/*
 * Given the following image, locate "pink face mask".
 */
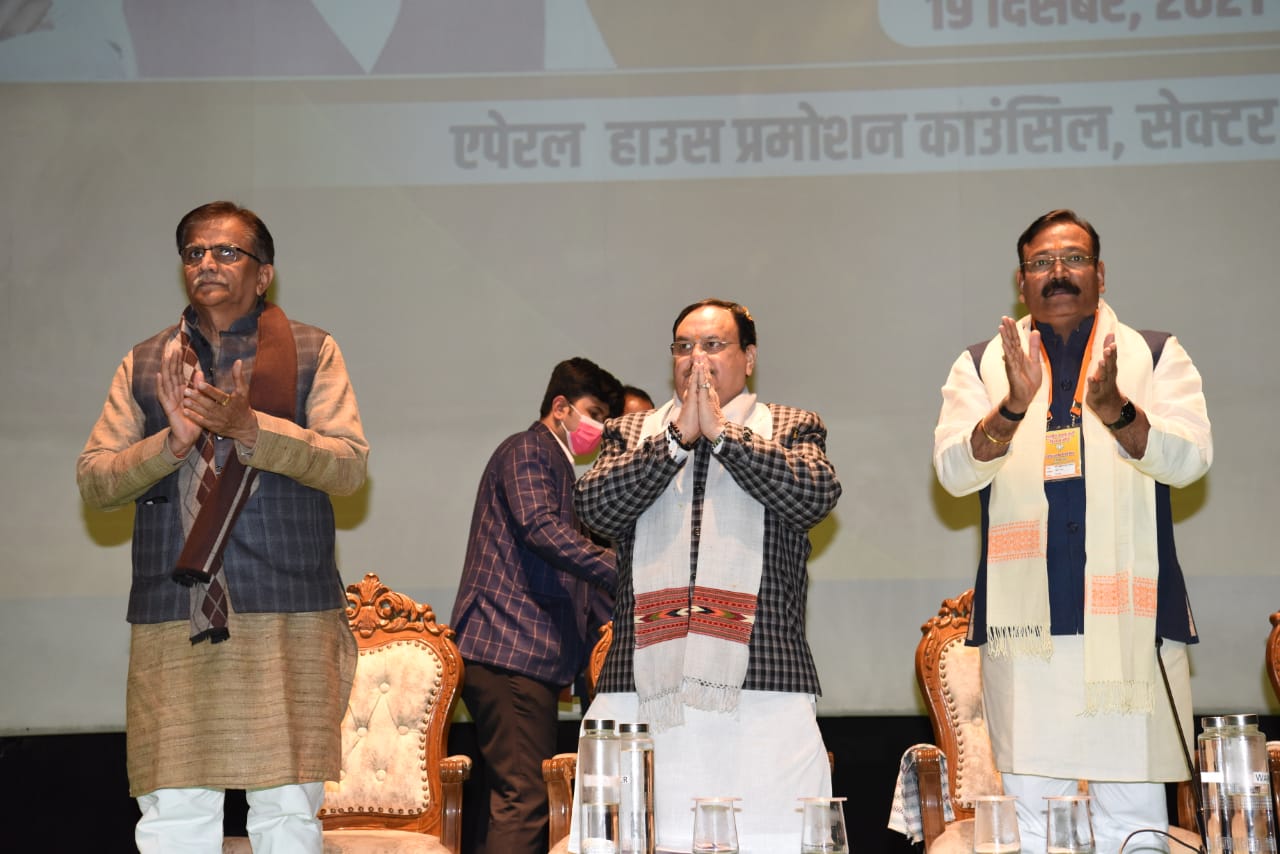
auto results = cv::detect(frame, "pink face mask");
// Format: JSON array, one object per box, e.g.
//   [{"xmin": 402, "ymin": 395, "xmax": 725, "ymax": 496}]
[{"xmin": 567, "ymin": 406, "xmax": 604, "ymax": 455}]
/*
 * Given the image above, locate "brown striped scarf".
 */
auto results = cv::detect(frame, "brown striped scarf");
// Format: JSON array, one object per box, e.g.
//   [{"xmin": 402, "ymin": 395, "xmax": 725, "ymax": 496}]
[{"xmin": 171, "ymin": 302, "xmax": 297, "ymax": 644}]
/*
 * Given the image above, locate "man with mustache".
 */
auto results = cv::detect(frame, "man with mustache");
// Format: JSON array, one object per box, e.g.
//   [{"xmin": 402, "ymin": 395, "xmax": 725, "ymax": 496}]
[
  {"xmin": 78, "ymin": 201, "xmax": 369, "ymax": 852},
  {"xmin": 575, "ymin": 298, "xmax": 842, "ymax": 852},
  {"xmin": 933, "ymin": 210, "xmax": 1212, "ymax": 852}
]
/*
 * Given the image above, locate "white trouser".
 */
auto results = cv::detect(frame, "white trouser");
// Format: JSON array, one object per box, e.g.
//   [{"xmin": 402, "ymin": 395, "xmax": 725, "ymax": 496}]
[
  {"xmin": 136, "ymin": 782, "xmax": 325, "ymax": 853},
  {"xmin": 572, "ymin": 691, "xmax": 830, "ymax": 854},
  {"xmin": 1001, "ymin": 772, "xmax": 1171, "ymax": 854}
]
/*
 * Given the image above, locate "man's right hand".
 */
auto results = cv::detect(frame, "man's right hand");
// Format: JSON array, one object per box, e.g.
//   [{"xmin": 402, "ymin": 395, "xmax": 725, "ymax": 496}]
[
  {"xmin": 674, "ymin": 358, "xmax": 704, "ymax": 444},
  {"xmin": 1000, "ymin": 315, "xmax": 1041, "ymax": 412},
  {"xmin": 158, "ymin": 343, "xmax": 201, "ymax": 458}
]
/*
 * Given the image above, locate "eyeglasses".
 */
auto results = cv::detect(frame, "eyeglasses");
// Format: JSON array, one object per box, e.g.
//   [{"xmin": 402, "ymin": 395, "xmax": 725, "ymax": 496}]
[
  {"xmin": 1021, "ymin": 254, "xmax": 1096, "ymax": 274},
  {"xmin": 670, "ymin": 339, "xmax": 736, "ymax": 356},
  {"xmin": 180, "ymin": 244, "xmax": 264, "ymax": 266}
]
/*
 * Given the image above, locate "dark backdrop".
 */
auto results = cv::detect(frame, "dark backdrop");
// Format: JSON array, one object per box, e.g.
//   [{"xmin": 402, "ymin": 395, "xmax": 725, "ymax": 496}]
[{"xmin": 4, "ymin": 715, "xmax": 1274, "ymax": 853}]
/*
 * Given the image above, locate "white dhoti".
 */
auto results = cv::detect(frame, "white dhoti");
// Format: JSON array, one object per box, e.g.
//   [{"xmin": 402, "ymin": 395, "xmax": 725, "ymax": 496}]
[
  {"xmin": 982, "ymin": 635, "xmax": 1193, "ymax": 781},
  {"xmin": 568, "ymin": 690, "xmax": 831, "ymax": 854}
]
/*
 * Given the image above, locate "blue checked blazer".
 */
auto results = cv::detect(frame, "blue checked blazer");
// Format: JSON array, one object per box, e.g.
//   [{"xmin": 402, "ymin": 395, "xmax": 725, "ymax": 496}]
[
  {"xmin": 575, "ymin": 403, "xmax": 841, "ymax": 695},
  {"xmin": 451, "ymin": 422, "xmax": 617, "ymax": 686}
]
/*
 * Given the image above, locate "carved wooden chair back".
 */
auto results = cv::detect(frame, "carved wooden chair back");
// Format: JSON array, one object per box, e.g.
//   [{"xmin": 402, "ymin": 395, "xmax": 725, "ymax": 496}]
[
  {"xmin": 318, "ymin": 572, "xmax": 470, "ymax": 852},
  {"xmin": 915, "ymin": 588, "xmax": 1002, "ymax": 828}
]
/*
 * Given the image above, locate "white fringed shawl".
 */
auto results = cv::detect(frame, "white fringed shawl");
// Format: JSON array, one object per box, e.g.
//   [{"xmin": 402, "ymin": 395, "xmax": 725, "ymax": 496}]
[
  {"xmin": 980, "ymin": 301, "xmax": 1160, "ymax": 714},
  {"xmin": 631, "ymin": 392, "xmax": 773, "ymax": 731}
]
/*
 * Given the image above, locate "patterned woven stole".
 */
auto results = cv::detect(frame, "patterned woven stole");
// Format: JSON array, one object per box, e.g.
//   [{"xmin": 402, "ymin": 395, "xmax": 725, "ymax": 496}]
[
  {"xmin": 172, "ymin": 303, "xmax": 297, "ymax": 644},
  {"xmin": 631, "ymin": 396, "xmax": 770, "ymax": 730}
]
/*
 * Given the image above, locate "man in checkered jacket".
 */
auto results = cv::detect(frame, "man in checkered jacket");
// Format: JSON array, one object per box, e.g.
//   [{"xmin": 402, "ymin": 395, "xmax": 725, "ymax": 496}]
[{"xmin": 573, "ymin": 298, "xmax": 842, "ymax": 853}]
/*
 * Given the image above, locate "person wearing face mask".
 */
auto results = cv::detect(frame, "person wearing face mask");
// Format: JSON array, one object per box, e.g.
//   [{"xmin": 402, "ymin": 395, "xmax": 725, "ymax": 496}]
[{"xmin": 450, "ymin": 356, "xmax": 623, "ymax": 854}]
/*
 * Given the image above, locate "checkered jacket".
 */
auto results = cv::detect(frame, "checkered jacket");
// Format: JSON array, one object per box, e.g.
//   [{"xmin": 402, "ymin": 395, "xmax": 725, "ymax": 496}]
[
  {"xmin": 575, "ymin": 404, "xmax": 841, "ymax": 695},
  {"xmin": 451, "ymin": 423, "xmax": 617, "ymax": 686}
]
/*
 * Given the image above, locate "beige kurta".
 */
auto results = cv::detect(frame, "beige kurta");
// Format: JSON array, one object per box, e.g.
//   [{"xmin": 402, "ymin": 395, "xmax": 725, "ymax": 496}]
[
  {"xmin": 77, "ymin": 329, "xmax": 369, "ymax": 796},
  {"xmin": 127, "ymin": 610, "xmax": 357, "ymax": 795}
]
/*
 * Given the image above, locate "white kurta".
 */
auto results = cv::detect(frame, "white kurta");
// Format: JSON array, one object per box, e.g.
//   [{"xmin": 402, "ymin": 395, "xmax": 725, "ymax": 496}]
[
  {"xmin": 567, "ymin": 691, "xmax": 831, "ymax": 854},
  {"xmin": 983, "ymin": 635, "xmax": 1193, "ymax": 781}
]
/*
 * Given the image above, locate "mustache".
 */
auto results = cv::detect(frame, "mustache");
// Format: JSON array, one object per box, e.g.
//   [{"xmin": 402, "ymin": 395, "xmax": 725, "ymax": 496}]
[{"xmin": 1041, "ymin": 277, "xmax": 1080, "ymax": 298}]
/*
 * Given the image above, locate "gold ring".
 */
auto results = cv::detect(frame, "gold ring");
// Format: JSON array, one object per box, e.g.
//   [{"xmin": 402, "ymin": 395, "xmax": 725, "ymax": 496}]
[
  {"xmin": 700, "ymin": 382, "xmax": 711, "ymax": 389},
  {"xmin": 219, "ymin": 396, "xmax": 231, "ymax": 407}
]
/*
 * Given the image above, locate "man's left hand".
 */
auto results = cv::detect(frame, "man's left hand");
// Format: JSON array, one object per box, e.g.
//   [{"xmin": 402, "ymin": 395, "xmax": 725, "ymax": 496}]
[
  {"xmin": 182, "ymin": 359, "xmax": 260, "ymax": 448},
  {"xmin": 692, "ymin": 356, "xmax": 727, "ymax": 442},
  {"xmin": 1085, "ymin": 333, "xmax": 1126, "ymax": 423}
]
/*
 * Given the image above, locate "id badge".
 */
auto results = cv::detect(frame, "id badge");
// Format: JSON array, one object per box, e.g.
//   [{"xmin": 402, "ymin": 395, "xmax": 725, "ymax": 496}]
[{"xmin": 1044, "ymin": 426, "xmax": 1082, "ymax": 481}]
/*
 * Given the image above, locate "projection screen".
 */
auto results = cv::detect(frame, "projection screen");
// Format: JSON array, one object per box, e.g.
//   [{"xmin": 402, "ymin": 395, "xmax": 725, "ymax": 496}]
[{"xmin": 1, "ymin": 1, "xmax": 1277, "ymax": 733}]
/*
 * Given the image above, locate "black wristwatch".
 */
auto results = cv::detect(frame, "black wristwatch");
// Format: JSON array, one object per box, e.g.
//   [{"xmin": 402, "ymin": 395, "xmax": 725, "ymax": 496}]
[{"xmin": 1106, "ymin": 399, "xmax": 1137, "ymax": 431}]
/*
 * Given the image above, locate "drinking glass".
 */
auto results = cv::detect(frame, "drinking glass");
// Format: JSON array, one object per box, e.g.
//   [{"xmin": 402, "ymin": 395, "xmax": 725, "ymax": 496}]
[
  {"xmin": 799, "ymin": 796, "xmax": 849, "ymax": 853},
  {"xmin": 972, "ymin": 795, "xmax": 1020, "ymax": 854},
  {"xmin": 1045, "ymin": 795, "xmax": 1095, "ymax": 854},
  {"xmin": 692, "ymin": 797, "xmax": 740, "ymax": 853}
]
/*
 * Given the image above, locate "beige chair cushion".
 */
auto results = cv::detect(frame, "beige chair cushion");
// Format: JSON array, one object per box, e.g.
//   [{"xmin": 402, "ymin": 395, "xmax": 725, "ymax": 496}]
[
  {"xmin": 324, "ymin": 640, "xmax": 445, "ymax": 817},
  {"xmin": 939, "ymin": 639, "xmax": 1001, "ymax": 807},
  {"xmin": 1167, "ymin": 825, "xmax": 1201, "ymax": 850},
  {"xmin": 322, "ymin": 829, "xmax": 452, "ymax": 853},
  {"xmin": 224, "ymin": 831, "xmax": 450, "ymax": 853},
  {"xmin": 927, "ymin": 817, "xmax": 974, "ymax": 854}
]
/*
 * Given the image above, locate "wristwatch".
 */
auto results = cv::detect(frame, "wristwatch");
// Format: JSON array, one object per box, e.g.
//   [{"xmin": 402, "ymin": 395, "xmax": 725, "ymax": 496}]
[{"xmin": 1105, "ymin": 399, "xmax": 1137, "ymax": 431}]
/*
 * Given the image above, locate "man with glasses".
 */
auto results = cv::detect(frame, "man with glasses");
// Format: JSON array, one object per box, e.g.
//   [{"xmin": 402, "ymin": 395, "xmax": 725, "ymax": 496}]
[
  {"xmin": 933, "ymin": 209, "xmax": 1211, "ymax": 852},
  {"xmin": 77, "ymin": 201, "xmax": 369, "ymax": 852},
  {"xmin": 575, "ymin": 298, "xmax": 842, "ymax": 853}
]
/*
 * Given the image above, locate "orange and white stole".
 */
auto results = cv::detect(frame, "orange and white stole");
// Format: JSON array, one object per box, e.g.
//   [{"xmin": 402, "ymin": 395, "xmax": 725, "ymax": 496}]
[{"xmin": 980, "ymin": 301, "xmax": 1160, "ymax": 713}]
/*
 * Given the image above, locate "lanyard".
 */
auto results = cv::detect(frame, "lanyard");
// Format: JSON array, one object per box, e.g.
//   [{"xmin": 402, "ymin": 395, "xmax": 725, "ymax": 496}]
[{"xmin": 1034, "ymin": 311, "xmax": 1099, "ymax": 427}]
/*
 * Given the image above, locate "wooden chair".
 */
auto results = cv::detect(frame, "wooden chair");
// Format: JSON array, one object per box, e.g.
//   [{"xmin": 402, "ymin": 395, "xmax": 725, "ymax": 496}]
[
  {"xmin": 223, "ymin": 572, "xmax": 470, "ymax": 854},
  {"xmin": 584, "ymin": 620, "xmax": 614, "ymax": 702},
  {"xmin": 912, "ymin": 589, "xmax": 1001, "ymax": 852},
  {"xmin": 1267, "ymin": 611, "xmax": 1280, "ymax": 715},
  {"xmin": 1267, "ymin": 611, "xmax": 1280, "ymax": 829},
  {"xmin": 544, "ymin": 621, "xmax": 613, "ymax": 854},
  {"xmin": 911, "ymin": 589, "xmax": 1200, "ymax": 852}
]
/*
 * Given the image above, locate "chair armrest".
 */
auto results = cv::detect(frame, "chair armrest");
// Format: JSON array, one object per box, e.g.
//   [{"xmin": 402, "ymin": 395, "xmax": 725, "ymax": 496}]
[
  {"xmin": 1174, "ymin": 777, "xmax": 1200, "ymax": 836},
  {"xmin": 439, "ymin": 755, "xmax": 471, "ymax": 854},
  {"xmin": 1174, "ymin": 748, "xmax": 1199, "ymax": 837},
  {"xmin": 544, "ymin": 752, "xmax": 578, "ymax": 850},
  {"xmin": 915, "ymin": 745, "xmax": 948, "ymax": 852},
  {"xmin": 1269, "ymin": 742, "xmax": 1279, "ymax": 836}
]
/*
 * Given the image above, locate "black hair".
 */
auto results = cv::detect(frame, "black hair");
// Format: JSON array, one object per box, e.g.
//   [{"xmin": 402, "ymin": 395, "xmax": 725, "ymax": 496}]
[
  {"xmin": 539, "ymin": 358, "xmax": 625, "ymax": 419},
  {"xmin": 176, "ymin": 201, "xmax": 275, "ymax": 265},
  {"xmin": 622, "ymin": 385, "xmax": 655, "ymax": 409},
  {"xmin": 671, "ymin": 298, "xmax": 757, "ymax": 348},
  {"xmin": 1016, "ymin": 209, "xmax": 1100, "ymax": 265}
]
